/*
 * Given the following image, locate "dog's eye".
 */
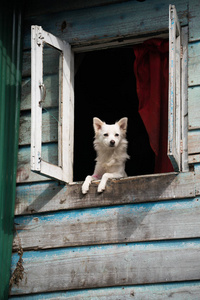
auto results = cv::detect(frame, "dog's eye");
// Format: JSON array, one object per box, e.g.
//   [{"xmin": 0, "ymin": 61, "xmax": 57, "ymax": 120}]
[
  {"xmin": 104, "ymin": 133, "xmax": 108, "ymax": 137},
  {"xmin": 115, "ymin": 133, "xmax": 119, "ymax": 137}
]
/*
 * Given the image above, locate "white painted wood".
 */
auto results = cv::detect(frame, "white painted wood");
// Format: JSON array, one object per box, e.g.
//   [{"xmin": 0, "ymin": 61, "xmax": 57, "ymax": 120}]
[
  {"xmin": 181, "ymin": 27, "xmax": 189, "ymax": 172},
  {"xmin": 31, "ymin": 26, "xmax": 74, "ymax": 183},
  {"xmin": 168, "ymin": 5, "xmax": 182, "ymax": 172},
  {"xmin": 31, "ymin": 25, "xmax": 43, "ymax": 172}
]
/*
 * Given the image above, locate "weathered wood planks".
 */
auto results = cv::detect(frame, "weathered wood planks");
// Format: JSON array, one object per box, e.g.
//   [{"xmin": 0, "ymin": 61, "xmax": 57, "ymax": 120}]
[
  {"xmin": 19, "ymin": 108, "xmax": 58, "ymax": 146},
  {"xmin": 189, "ymin": 0, "xmax": 200, "ymax": 42},
  {"xmin": 188, "ymin": 41, "xmax": 200, "ymax": 86},
  {"xmin": 22, "ymin": 0, "xmax": 188, "ymax": 50},
  {"xmin": 17, "ymin": 145, "xmax": 57, "ymax": 183},
  {"xmin": 13, "ymin": 199, "xmax": 200, "ymax": 251},
  {"xmin": 188, "ymin": 130, "xmax": 200, "ymax": 155},
  {"xmin": 9, "ymin": 281, "xmax": 200, "ymax": 299},
  {"xmin": 188, "ymin": 86, "xmax": 200, "ymax": 130},
  {"xmin": 21, "ymin": 75, "xmax": 58, "ymax": 111},
  {"xmin": 15, "ymin": 172, "xmax": 196, "ymax": 215},
  {"xmin": 10, "ymin": 240, "xmax": 200, "ymax": 295}
]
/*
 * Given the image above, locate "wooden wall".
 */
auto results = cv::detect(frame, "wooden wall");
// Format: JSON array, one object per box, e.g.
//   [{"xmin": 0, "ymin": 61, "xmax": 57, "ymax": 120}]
[{"xmin": 10, "ymin": 0, "xmax": 200, "ymax": 298}]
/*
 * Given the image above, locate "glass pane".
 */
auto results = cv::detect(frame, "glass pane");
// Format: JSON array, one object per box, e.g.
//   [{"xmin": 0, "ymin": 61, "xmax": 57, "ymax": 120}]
[{"xmin": 41, "ymin": 42, "xmax": 63, "ymax": 167}]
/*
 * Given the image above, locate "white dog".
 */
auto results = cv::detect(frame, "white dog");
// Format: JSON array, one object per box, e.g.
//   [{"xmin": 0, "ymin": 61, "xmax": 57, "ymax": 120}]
[{"xmin": 82, "ymin": 117, "xmax": 129, "ymax": 194}]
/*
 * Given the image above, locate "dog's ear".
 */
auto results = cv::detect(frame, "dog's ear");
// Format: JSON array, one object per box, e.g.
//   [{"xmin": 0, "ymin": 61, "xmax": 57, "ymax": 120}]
[
  {"xmin": 93, "ymin": 117, "xmax": 104, "ymax": 133},
  {"xmin": 118, "ymin": 117, "xmax": 128, "ymax": 132}
]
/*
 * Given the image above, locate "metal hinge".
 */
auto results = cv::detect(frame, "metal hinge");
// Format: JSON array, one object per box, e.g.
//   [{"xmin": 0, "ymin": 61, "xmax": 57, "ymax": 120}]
[
  {"xmin": 180, "ymin": 45, "xmax": 183, "ymax": 59},
  {"xmin": 180, "ymin": 140, "xmax": 183, "ymax": 153}
]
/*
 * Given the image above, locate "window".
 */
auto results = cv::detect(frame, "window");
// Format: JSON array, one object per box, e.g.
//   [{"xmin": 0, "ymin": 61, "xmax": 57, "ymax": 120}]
[
  {"xmin": 31, "ymin": 5, "xmax": 188, "ymax": 183},
  {"xmin": 31, "ymin": 25, "xmax": 74, "ymax": 182},
  {"xmin": 168, "ymin": 4, "xmax": 188, "ymax": 172}
]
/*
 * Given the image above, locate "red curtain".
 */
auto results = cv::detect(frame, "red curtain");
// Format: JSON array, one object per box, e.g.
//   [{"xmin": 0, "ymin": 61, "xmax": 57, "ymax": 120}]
[{"xmin": 133, "ymin": 39, "xmax": 173, "ymax": 173}]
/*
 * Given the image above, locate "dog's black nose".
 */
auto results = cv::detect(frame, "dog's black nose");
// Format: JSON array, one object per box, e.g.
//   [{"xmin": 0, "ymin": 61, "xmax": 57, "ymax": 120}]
[{"xmin": 110, "ymin": 140, "xmax": 115, "ymax": 146}]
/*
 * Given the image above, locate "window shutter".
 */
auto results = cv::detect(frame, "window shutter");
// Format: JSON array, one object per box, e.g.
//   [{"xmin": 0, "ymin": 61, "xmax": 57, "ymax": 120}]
[
  {"xmin": 31, "ymin": 26, "xmax": 74, "ymax": 182},
  {"xmin": 168, "ymin": 5, "xmax": 182, "ymax": 172}
]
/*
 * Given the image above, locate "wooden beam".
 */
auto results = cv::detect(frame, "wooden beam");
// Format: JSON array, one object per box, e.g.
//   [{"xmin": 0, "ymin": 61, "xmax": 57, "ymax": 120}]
[
  {"xmin": 22, "ymin": 0, "xmax": 188, "ymax": 50},
  {"xmin": 15, "ymin": 172, "xmax": 195, "ymax": 214}
]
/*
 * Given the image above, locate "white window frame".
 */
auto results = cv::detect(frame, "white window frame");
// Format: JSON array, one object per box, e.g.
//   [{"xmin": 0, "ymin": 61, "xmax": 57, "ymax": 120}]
[
  {"xmin": 168, "ymin": 4, "xmax": 188, "ymax": 172},
  {"xmin": 31, "ymin": 4, "xmax": 188, "ymax": 183},
  {"xmin": 31, "ymin": 25, "xmax": 74, "ymax": 183}
]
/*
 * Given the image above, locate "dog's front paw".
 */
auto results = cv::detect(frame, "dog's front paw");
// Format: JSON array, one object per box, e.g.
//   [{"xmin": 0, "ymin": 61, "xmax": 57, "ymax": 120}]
[
  {"xmin": 97, "ymin": 181, "xmax": 106, "ymax": 193},
  {"xmin": 82, "ymin": 182, "xmax": 89, "ymax": 194}
]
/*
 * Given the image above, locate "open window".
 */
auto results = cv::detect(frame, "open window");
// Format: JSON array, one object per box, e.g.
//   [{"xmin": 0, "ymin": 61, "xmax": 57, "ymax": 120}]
[
  {"xmin": 168, "ymin": 4, "xmax": 188, "ymax": 172},
  {"xmin": 31, "ymin": 4, "xmax": 188, "ymax": 183},
  {"xmin": 31, "ymin": 25, "xmax": 74, "ymax": 182}
]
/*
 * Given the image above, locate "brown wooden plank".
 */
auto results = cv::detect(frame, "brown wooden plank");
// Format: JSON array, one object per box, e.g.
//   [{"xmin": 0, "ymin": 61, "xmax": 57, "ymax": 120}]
[
  {"xmin": 188, "ymin": 130, "xmax": 200, "ymax": 154},
  {"xmin": 10, "ymin": 240, "xmax": 200, "ymax": 295},
  {"xmin": 15, "ymin": 172, "xmax": 195, "ymax": 215},
  {"xmin": 13, "ymin": 198, "xmax": 200, "ymax": 251}
]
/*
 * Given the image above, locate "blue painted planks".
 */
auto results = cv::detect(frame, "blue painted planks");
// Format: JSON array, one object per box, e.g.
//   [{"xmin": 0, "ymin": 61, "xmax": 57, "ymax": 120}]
[
  {"xmin": 9, "ymin": 281, "xmax": 200, "ymax": 299},
  {"xmin": 22, "ymin": 0, "xmax": 188, "ymax": 50},
  {"xmin": 13, "ymin": 199, "xmax": 200, "ymax": 250},
  {"xmin": 10, "ymin": 239, "xmax": 200, "ymax": 295}
]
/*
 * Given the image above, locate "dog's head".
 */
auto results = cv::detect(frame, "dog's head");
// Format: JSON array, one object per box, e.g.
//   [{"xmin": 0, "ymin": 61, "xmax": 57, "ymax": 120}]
[{"xmin": 93, "ymin": 117, "xmax": 128, "ymax": 148}]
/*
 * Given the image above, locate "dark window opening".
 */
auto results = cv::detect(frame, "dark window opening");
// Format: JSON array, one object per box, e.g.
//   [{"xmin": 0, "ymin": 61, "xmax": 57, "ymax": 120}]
[{"xmin": 74, "ymin": 47, "xmax": 155, "ymax": 182}]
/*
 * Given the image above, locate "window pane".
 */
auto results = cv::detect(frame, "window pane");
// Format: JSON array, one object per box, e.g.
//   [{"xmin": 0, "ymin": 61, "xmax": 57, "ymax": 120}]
[{"xmin": 41, "ymin": 43, "xmax": 62, "ymax": 167}]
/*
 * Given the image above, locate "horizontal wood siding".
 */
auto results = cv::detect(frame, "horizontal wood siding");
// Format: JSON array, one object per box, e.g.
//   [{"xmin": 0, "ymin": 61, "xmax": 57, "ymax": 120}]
[
  {"xmin": 11, "ymin": 0, "xmax": 200, "ymax": 297},
  {"xmin": 188, "ymin": 0, "xmax": 200, "ymax": 164},
  {"xmin": 13, "ymin": 199, "xmax": 200, "ymax": 251},
  {"xmin": 10, "ymin": 240, "xmax": 200, "ymax": 295},
  {"xmin": 22, "ymin": 0, "xmax": 188, "ymax": 51},
  {"xmin": 9, "ymin": 282, "xmax": 200, "ymax": 300},
  {"xmin": 15, "ymin": 172, "xmax": 196, "ymax": 215}
]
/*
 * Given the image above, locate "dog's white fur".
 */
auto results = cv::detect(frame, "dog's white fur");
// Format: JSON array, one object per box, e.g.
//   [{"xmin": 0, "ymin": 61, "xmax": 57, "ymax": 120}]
[{"xmin": 82, "ymin": 117, "xmax": 129, "ymax": 194}]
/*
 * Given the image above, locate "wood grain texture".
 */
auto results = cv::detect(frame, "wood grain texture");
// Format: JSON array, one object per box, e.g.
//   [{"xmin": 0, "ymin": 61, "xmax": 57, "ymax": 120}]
[
  {"xmin": 10, "ymin": 240, "xmax": 200, "ymax": 295},
  {"xmin": 15, "ymin": 172, "xmax": 196, "ymax": 215},
  {"xmin": 9, "ymin": 281, "xmax": 200, "ymax": 299},
  {"xmin": 22, "ymin": 0, "xmax": 188, "ymax": 50},
  {"xmin": 188, "ymin": 130, "xmax": 200, "ymax": 154},
  {"xmin": 24, "ymin": 0, "xmax": 125, "ymax": 17},
  {"xmin": 13, "ymin": 199, "xmax": 200, "ymax": 251},
  {"xmin": 188, "ymin": 41, "xmax": 200, "ymax": 86},
  {"xmin": 189, "ymin": 0, "xmax": 200, "ymax": 42},
  {"xmin": 189, "ymin": 154, "xmax": 200, "ymax": 164},
  {"xmin": 188, "ymin": 86, "xmax": 200, "ymax": 130}
]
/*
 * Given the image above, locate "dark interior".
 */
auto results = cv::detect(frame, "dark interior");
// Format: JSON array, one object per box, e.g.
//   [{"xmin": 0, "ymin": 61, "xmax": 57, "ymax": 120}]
[{"xmin": 74, "ymin": 47, "xmax": 155, "ymax": 182}]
